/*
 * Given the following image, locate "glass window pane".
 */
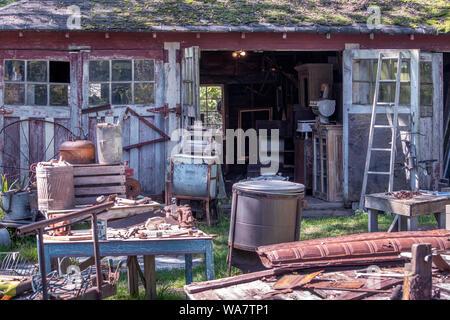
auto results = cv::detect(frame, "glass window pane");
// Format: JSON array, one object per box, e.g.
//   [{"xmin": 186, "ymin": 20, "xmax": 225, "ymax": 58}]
[
  {"xmin": 352, "ymin": 82, "xmax": 373, "ymax": 105},
  {"xmin": 379, "ymin": 83, "xmax": 395, "ymax": 103},
  {"xmin": 50, "ymin": 85, "xmax": 68, "ymax": 106},
  {"xmin": 352, "ymin": 60, "xmax": 372, "ymax": 82},
  {"xmin": 400, "ymin": 60, "xmax": 411, "ymax": 81},
  {"xmin": 420, "ymin": 84, "xmax": 433, "ymax": 106},
  {"xmin": 134, "ymin": 60, "xmax": 154, "ymax": 81},
  {"xmin": 112, "ymin": 60, "xmax": 132, "ymax": 81},
  {"xmin": 4, "ymin": 60, "xmax": 25, "ymax": 81},
  {"xmin": 207, "ymin": 86, "xmax": 222, "ymax": 100},
  {"xmin": 89, "ymin": 61, "xmax": 110, "ymax": 82},
  {"xmin": 400, "ymin": 83, "xmax": 411, "ymax": 105},
  {"xmin": 89, "ymin": 83, "xmax": 109, "ymax": 105},
  {"xmin": 420, "ymin": 62, "xmax": 432, "ymax": 83},
  {"xmin": 200, "ymin": 99, "xmax": 207, "ymax": 112},
  {"xmin": 380, "ymin": 60, "xmax": 395, "ymax": 80},
  {"xmin": 27, "ymin": 84, "xmax": 47, "ymax": 106},
  {"xmin": 112, "ymin": 83, "xmax": 131, "ymax": 104},
  {"xmin": 134, "ymin": 83, "xmax": 154, "ymax": 104},
  {"xmin": 27, "ymin": 61, "xmax": 47, "ymax": 82},
  {"xmin": 4, "ymin": 83, "xmax": 25, "ymax": 105}
]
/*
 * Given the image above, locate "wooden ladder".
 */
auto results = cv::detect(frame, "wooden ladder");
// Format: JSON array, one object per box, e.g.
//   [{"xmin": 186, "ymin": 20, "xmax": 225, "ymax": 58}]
[{"xmin": 359, "ymin": 52, "xmax": 403, "ymax": 209}]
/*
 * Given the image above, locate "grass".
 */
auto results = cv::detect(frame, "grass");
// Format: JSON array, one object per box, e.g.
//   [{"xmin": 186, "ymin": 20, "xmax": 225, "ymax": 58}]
[{"xmin": 1, "ymin": 207, "xmax": 441, "ymax": 300}]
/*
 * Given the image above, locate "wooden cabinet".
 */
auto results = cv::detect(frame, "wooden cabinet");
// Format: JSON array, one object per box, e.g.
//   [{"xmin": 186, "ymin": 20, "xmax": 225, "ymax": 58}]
[{"xmin": 312, "ymin": 124, "xmax": 343, "ymax": 201}]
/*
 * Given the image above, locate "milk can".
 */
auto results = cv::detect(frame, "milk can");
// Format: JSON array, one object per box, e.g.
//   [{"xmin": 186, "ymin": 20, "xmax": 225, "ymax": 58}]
[{"xmin": 96, "ymin": 123, "xmax": 123, "ymax": 165}]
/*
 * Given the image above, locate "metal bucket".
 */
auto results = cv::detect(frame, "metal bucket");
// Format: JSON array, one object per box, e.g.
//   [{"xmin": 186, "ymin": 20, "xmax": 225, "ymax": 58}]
[
  {"xmin": 229, "ymin": 180, "xmax": 305, "ymax": 251},
  {"xmin": 96, "ymin": 123, "xmax": 123, "ymax": 165},
  {"xmin": 171, "ymin": 154, "xmax": 218, "ymax": 198},
  {"xmin": 36, "ymin": 162, "xmax": 74, "ymax": 211},
  {"xmin": 0, "ymin": 228, "xmax": 11, "ymax": 248},
  {"xmin": 0, "ymin": 190, "xmax": 35, "ymax": 220}
]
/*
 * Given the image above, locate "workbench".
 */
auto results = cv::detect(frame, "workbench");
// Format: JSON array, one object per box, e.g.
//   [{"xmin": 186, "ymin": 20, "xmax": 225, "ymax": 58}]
[
  {"xmin": 364, "ymin": 192, "xmax": 450, "ymax": 232},
  {"xmin": 36, "ymin": 235, "xmax": 215, "ymax": 299}
]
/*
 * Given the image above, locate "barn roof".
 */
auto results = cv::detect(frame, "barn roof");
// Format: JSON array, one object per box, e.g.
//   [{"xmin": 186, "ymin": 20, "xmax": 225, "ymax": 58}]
[{"xmin": 0, "ymin": 0, "xmax": 449, "ymax": 34}]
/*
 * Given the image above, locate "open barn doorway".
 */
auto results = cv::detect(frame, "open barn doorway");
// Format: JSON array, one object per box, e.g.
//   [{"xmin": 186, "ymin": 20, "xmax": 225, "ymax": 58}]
[{"xmin": 199, "ymin": 50, "xmax": 343, "ymax": 201}]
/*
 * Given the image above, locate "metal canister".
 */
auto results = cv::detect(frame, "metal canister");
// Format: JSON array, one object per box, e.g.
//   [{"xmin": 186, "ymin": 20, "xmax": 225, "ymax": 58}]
[
  {"xmin": 229, "ymin": 180, "xmax": 305, "ymax": 251},
  {"xmin": 96, "ymin": 123, "xmax": 123, "ymax": 165},
  {"xmin": 36, "ymin": 161, "xmax": 74, "ymax": 211}
]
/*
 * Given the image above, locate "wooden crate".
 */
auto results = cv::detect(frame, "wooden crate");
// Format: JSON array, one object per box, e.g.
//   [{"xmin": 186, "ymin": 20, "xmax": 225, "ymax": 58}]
[{"xmin": 73, "ymin": 164, "xmax": 126, "ymax": 205}]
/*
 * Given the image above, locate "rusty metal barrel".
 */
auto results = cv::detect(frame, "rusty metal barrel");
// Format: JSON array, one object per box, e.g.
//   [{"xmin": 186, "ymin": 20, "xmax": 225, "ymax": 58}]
[
  {"xmin": 36, "ymin": 162, "xmax": 74, "ymax": 211},
  {"xmin": 96, "ymin": 123, "xmax": 123, "ymax": 165},
  {"xmin": 229, "ymin": 180, "xmax": 305, "ymax": 251}
]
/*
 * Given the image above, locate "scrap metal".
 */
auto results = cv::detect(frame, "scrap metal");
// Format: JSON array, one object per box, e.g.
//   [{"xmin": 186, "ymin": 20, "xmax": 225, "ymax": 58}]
[
  {"xmin": 385, "ymin": 190, "xmax": 423, "ymax": 199},
  {"xmin": 256, "ymin": 229, "xmax": 450, "ymax": 269}
]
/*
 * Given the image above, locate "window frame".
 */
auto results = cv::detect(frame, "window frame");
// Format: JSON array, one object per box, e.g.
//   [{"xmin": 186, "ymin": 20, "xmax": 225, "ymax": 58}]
[
  {"xmin": 3, "ymin": 59, "xmax": 70, "ymax": 107},
  {"xmin": 199, "ymin": 84, "xmax": 224, "ymax": 131},
  {"xmin": 88, "ymin": 59, "xmax": 156, "ymax": 106}
]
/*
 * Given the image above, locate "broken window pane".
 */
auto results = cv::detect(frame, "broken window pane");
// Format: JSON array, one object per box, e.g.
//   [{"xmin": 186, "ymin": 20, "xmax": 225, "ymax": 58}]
[
  {"xmin": 400, "ymin": 83, "xmax": 411, "ymax": 105},
  {"xmin": 134, "ymin": 83, "xmax": 154, "ymax": 104},
  {"xmin": 27, "ymin": 84, "xmax": 47, "ymax": 106},
  {"xmin": 134, "ymin": 60, "xmax": 154, "ymax": 81},
  {"xmin": 4, "ymin": 83, "xmax": 25, "ymax": 105},
  {"xmin": 112, "ymin": 83, "xmax": 131, "ymax": 104},
  {"xmin": 27, "ymin": 61, "xmax": 47, "ymax": 82},
  {"xmin": 50, "ymin": 61, "xmax": 70, "ymax": 83},
  {"xmin": 112, "ymin": 60, "xmax": 132, "ymax": 81},
  {"xmin": 89, "ymin": 83, "xmax": 109, "ymax": 105},
  {"xmin": 50, "ymin": 85, "xmax": 68, "ymax": 106},
  {"xmin": 89, "ymin": 61, "xmax": 109, "ymax": 82},
  {"xmin": 4, "ymin": 60, "xmax": 25, "ymax": 81}
]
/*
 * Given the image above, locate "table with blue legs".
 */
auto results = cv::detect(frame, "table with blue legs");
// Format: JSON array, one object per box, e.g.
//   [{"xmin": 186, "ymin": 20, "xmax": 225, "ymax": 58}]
[{"xmin": 37, "ymin": 235, "xmax": 215, "ymax": 299}]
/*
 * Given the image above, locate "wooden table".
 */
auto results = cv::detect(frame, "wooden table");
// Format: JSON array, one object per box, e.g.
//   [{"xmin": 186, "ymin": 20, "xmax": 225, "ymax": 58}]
[
  {"xmin": 37, "ymin": 235, "xmax": 215, "ymax": 299},
  {"xmin": 364, "ymin": 193, "xmax": 450, "ymax": 232}
]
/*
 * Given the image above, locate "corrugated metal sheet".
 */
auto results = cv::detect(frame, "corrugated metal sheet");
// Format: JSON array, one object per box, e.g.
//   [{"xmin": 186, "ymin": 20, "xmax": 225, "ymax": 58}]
[{"xmin": 256, "ymin": 229, "xmax": 450, "ymax": 269}]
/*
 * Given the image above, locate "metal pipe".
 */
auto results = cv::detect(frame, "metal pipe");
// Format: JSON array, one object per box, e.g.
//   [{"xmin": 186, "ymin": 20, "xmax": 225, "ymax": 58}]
[
  {"xmin": 17, "ymin": 201, "xmax": 114, "ymax": 235},
  {"xmin": 37, "ymin": 228, "xmax": 48, "ymax": 300},
  {"xmin": 91, "ymin": 213, "xmax": 103, "ymax": 299},
  {"xmin": 227, "ymin": 189, "xmax": 238, "ymax": 276}
]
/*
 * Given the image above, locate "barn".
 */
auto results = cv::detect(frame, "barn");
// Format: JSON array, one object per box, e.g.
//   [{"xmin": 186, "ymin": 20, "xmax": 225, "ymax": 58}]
[{"xmin": 0, "ymin": 0, "xmax": 449, "ymax": 206}]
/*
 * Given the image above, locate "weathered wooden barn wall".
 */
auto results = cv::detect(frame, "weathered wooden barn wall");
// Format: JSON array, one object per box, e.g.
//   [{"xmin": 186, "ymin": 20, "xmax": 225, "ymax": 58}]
[{"xmin": 0, "ymin": 31, "xmax": 448, "ymax": 199}]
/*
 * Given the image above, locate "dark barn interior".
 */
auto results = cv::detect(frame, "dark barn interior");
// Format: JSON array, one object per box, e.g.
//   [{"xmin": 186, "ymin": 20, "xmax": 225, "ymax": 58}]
[{"xmin": 199, "ymin": 50, "xmax": 342, "ymax": 195}]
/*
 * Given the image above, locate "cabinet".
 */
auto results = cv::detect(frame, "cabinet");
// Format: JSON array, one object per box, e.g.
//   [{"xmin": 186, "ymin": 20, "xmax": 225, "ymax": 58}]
[{"xmin": 312, "ymin": 124, "xmax": 343, "ymax": 201}]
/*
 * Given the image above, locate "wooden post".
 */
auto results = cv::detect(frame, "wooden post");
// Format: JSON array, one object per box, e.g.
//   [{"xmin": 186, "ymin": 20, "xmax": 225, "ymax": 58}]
[
  {"xmin": 143, "ymin": 255, "xmax": 157, "ymax": 300},
  {"xmin": 368, "ymin": 209, "xmax": 378, "ymax": 232},
  {"xmin": 403, "ymin": 243, "xmax": 432, "ymax": 300},
  {"xmin": 127, "ymin": 256, "xmax": 139, "ymax": 297}
]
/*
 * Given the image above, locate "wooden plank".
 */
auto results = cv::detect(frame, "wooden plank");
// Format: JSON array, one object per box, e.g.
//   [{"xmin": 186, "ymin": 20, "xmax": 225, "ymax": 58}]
[
  {"xmin": 44, "ymin": 117, "xmax": 54, "ymax": 162},
  {"xmin": 75, "ymin": 185, "xmax": 126, "ymax": 196},
  {"xmin": 127, "ymin": 256, "xmax": 139, "ymax": 297},
  {"xmin": 368, "ymin": 209, "xmax": 379, "ymax": 232},
  {"xmin": 143, "ymin": 255, "xmax": 157, "ymax": 300},
  {"xmin": 19, "ymin": 116, "xmax": 29, "ymax": 177},
  {"xmin": 403, "ymin": 243, "xmax": 432, "ymax": 300},
  {"xmin": 74, "ymin": 175, "xmax": 126, "ymax": 185},
  {"xmin": 139, "ymin": 115, "xmax": 155, "ymax": 194},
  {"xmin": 337, "ymin": 278, "xmax": 403, "ymax": 300},
  {"xmin": 2, "ymin": 117, "xmax": 20, "ymax": 179},
  {"xmin": 75, "ymin": 196, "xmax": 125, "ymax": 206},
  {"xmin": 73, "ymin": 165, "xmax": 125, "ymax": 176}
]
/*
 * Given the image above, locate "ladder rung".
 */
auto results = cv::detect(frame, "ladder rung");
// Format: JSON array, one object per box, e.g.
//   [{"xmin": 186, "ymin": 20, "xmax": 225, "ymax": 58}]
[
  {"xmin": 368, "ymin": 171, "xmax": 391, "ymax": 175},
  {"xmin": 376, "ymin": 102, "xmax": 395, "ymax": 106},
  {"xmin": 370, "ymin": 148, "xmax": 391, "ymax": 152},
  {"xmin": 378, "ymin": 80, "xmax": 396, "ymax": 83},
  {"xmin": 374, "ymin": 125, "xmax": 394, "ymax": 128}
]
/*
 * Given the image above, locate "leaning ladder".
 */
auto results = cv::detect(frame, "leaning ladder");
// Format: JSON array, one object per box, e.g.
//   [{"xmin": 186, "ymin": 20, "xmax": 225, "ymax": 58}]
[{"xmin": 359, "ymin": 52, "xmax": 403, "ymax": 209}]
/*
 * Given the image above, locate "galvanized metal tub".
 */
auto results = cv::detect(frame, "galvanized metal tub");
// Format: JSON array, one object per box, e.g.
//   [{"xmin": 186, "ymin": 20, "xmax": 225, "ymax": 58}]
[
  {"xmin": 0, "ymin": 190, "xmax": 35, "ymax": 220},
  {"xmin": 229, "ymin": 180, "xmax": 305, "ymax": 251},
  {"xmin": 0, "ymin": 227, "xmax": 11, "ymax": 248},
  {"xmin": 96, "ymin": 123, "xmax": 123, "ymax": 165},
  {"xmin": 36, "ymin": 162, "xmax": 74, "ymax": 211},
  {"xmin": 171, "ymin": 154, "xmax": 218, "ymax": 198}
]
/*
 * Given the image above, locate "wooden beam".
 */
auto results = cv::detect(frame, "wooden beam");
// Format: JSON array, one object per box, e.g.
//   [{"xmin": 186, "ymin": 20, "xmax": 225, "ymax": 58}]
[
  {"xmin": 143, "ymin": 255, "xmax": 157, "ymax": 300},
  {"xmin": 127, "ymin": 256, "xmax": 139, "ymax": 297},
  {"xmin": 403, "ymin": 243, "xmax": 432, "ymax": 300}
]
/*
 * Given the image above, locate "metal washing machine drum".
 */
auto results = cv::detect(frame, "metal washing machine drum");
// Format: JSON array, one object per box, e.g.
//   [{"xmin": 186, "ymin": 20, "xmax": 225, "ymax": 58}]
[{"xmin": 229, "ymin": 180, "xmax": 305, "ymax": 252}]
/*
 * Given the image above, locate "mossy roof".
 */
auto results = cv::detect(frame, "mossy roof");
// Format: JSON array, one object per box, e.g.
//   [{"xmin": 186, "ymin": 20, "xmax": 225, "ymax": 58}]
[{"xmin": 0, "ymin": 0, "xmax": 449, "ymax": 34}]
